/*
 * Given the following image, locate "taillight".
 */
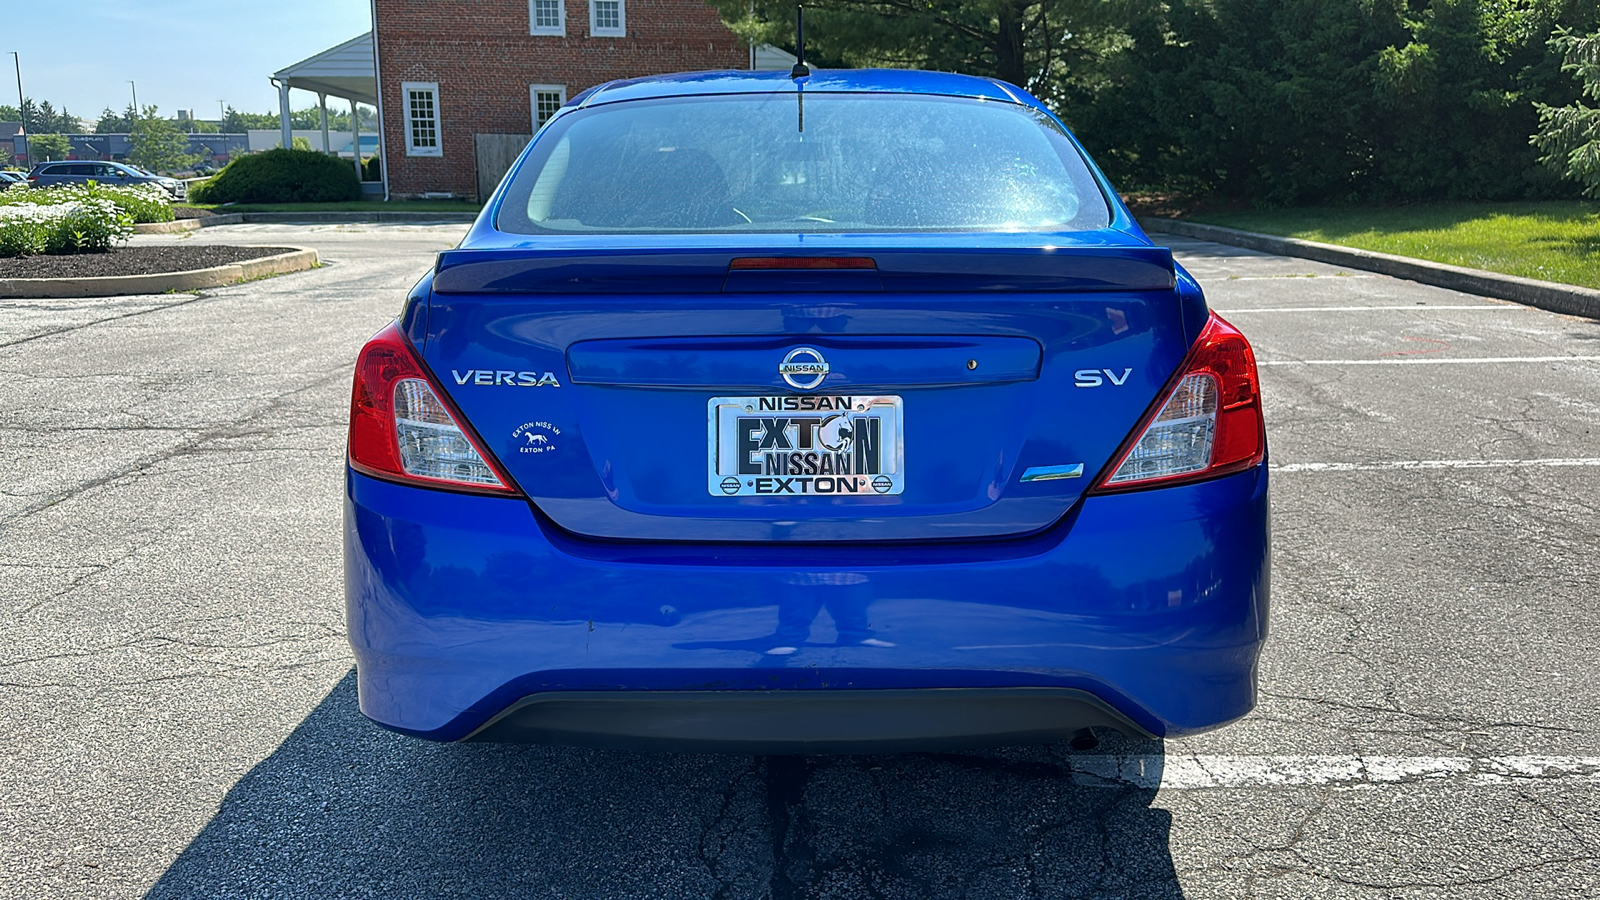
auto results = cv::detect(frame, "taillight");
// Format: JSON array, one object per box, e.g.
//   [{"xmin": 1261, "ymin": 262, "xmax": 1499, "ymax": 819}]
[
  {"xmin": 347, "ymin": 322, "xmax": 521, "ymax": 496},
  {"xmin": 1092, "ymin": 312, "xmax": 1265, "ymax": 492}
]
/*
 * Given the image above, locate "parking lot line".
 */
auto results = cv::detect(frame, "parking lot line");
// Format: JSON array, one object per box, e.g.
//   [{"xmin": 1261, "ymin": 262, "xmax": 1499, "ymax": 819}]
[
  {"xmin": 1259, "ymin": 355, "xmax": 1600, "ymax": 366},
  {"xmin": 1216, "ymin": 305, "xmax": 1518, "ymax": 313},
  {"xmin": 1066, "ymin": 755, "xmax": 1600, "ymax": 790},
  {"xmin": 1272, "ymin": 458, "xmax": 1600, "ymax": 472}
]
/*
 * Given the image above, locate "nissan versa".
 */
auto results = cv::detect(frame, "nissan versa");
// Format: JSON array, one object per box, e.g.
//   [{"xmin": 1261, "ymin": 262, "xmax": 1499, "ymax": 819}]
[{"xmin": 344, "ymin": 70, "xmax": 1269, "ymax": 752}]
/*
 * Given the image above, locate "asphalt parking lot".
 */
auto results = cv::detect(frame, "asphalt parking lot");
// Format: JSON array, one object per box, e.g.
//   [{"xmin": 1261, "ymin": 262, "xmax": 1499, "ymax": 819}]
[{"xmin": 2, "ymin": 223, "xmax": 1598, "ymax": 899}]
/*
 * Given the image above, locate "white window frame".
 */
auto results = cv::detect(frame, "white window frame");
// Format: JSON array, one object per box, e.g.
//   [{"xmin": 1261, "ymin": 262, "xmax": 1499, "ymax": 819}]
[
  {"xmin": 529, "ymin": 0, "xmax": 565, "ymax": 36},
  {"xmin": 401, "ymin": 81, "xmax": 443, "ymax": 157},
  {"xmin": 530, "ymin": 84, "xmax": 568, "ymax": 130},
  {"xmin": 589, "ymin": 0, "xmax": 625, "ymax": 37}
]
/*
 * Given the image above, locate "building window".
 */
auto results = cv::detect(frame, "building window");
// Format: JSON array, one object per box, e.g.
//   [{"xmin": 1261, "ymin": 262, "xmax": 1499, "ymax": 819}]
[
  {"xmin": 530, "ymin": 85, "xmax": 567, "ymax": 130},
  {"xmin": 402, "ymin": 82, "xmax": 442, "ymax": 157},
  {"xmin": 590, "ymin": 0, "xmax": 624, "ymax": 36},
  {"xmin": 530, "ymin": 0, "xmax": 564, "ymax": 35}
]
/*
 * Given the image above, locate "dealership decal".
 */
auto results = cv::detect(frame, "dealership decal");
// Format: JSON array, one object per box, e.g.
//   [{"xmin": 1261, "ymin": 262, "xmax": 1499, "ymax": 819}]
[{"xmin": 511, "ymin": 421, "xmax": 561, "ymax": 454}]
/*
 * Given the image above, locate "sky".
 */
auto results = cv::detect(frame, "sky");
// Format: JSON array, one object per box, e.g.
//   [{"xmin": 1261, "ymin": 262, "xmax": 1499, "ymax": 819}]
[{"xmin": 7, "ymin": 0, "xmax": 374, "ymax": 121}]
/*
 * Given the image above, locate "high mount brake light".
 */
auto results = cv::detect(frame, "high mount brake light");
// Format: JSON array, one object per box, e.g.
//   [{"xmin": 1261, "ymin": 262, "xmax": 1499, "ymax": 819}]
[
  {"xmin": 1092, "ymin": 312, "xmax": 1265, "ymax": 493},
  {"xmin": 347, "ymin": 322, "xmax": 521, "ymax": 496},
  {"xmin": 728, "ymin": 257, "xmax": 877, "ymax": 270}
]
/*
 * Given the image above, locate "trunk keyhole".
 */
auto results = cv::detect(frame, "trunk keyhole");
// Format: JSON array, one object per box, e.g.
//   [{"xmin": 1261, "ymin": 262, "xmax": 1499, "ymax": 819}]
[{"xmin": 966, "ymin": 359, "xmax": 978, "ymax": 370}]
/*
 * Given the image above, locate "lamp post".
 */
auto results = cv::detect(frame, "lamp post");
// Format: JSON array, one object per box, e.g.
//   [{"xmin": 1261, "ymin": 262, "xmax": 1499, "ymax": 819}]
[
  {"xmin": 9, "ymin": 52, "xmax": 25, "ymax": 168},
  {"xmin": 129, "ymin": 81, "xmax": 138, "ymax": 118}
]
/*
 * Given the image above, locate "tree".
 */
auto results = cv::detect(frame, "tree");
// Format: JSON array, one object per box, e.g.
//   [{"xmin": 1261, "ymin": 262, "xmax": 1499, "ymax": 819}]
[
  {"xmin": 28, "ymin": 133, "xmax": 72, "ymax": 162},
  {"xmin": 95, "ymin": 105, "xmax": 138, "ymax": 134},
  {"xmin": 127, "ymin": 107, "xmax": 198, "ymax": 173},
  {"xmin": 711, "ymin": 0, "xmax": 1151, "ymax": 98},
  {"xmin": 1533, "ymin": 28, "xmax": 1600, "ymax": 197},
  {"xmin": 1073, "ymin": 0, "xmax": 1598, "ymax": 204},
  {"xmin": 222, "ymin": 106, "xmax": 279, "ymax": 133}
]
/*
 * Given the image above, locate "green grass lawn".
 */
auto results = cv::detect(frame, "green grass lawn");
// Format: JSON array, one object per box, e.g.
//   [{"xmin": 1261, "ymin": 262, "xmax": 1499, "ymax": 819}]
[
  {"xmin": 177, "ymin": 200, "xmax": 481, "ymax": 214},
  {"xmin": 1187, "ymin": 202, "xmax": 1600, "ymax": 290}
]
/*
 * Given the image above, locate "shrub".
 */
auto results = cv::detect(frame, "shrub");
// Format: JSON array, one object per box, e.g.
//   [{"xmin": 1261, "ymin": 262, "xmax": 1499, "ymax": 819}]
[
  {"xmin": 362, "ymin": 154, "xmax": 381, "ymax": 182},
  {"xmin": 0, "ymin": 199, "xmax": 133, "ymax": 257},
  {"xmin": 188, "ymin": 148, "xmax": 362, "ymax": 204},
  {"xmin": 0, "ymin": 181, "xmax": 173, "ymax": 223}
]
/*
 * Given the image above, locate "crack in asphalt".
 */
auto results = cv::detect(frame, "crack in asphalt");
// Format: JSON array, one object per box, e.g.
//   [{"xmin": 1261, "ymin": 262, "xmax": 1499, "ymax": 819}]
[
  {"xmin": 0, "ymin": 291, "xmax": 209, "ymax": 350},
  {"xmin": 0, "ymin": 366, "xmax": 350, "ymax": 530}
]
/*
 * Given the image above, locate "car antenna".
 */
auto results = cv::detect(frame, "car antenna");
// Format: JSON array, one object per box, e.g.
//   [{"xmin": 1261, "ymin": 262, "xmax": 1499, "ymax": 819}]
[{"xmin": 790, "ymin": 5, "xmax": 810, "ymax": 79}]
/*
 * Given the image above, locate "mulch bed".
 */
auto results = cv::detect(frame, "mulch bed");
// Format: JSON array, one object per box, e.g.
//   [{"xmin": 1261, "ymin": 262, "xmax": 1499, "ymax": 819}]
[
  {"xmin": 172, "ymin": 207, "xmax": 218, "ymax": 220},
  {"xmin": 0, "ymin": 246, "xmax": 298, "ymax": 280}
]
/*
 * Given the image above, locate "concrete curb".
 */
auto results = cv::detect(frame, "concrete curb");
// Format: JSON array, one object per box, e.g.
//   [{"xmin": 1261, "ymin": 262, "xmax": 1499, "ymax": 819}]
[
  {"xmin": 179, "ymin": 211, "xmax": 476, "ymax": 226},
  {"xmin": 0, "ymin": 247, "xmax": 319, "ymax": 299},
  {"xmin": 1145, "ymin": 217, "xmax": 1600, "ymax": 321},
  {"xmin": 132, "ymin": 219, "xmax": 202, "ymax": 234}
]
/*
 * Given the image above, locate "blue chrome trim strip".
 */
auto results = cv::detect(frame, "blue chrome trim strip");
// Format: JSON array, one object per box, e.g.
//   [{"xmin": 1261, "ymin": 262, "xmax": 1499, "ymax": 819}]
[{"xmin": 1020, "ymin": 464, "xmax": 1084, "ymax": 482}]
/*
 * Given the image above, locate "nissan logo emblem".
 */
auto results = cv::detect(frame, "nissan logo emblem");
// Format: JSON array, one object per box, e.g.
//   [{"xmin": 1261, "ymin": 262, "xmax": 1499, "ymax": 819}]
[{"xmin": 778, "ymin": 347, "xmax": 830, "ymax": 390}]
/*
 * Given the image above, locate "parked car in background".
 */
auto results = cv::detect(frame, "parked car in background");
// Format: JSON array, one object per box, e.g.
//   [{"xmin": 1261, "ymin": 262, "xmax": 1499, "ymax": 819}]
[
  {"xmin": 0, "ymin": 171, "xmax": 26, "ymax": 186},
  {"xmin": 26, "ymin": 161, "xmax": 185, "ymax": 199},
  {"xmin": 343, "ymin": 69, "xmax": 1271, "ymax": 753}
]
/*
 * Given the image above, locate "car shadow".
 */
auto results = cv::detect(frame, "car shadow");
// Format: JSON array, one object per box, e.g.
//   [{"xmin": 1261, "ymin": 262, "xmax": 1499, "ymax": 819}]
[{"xmin": 146, "ymin": 671, "xmax": 1183, "ymax": 899}]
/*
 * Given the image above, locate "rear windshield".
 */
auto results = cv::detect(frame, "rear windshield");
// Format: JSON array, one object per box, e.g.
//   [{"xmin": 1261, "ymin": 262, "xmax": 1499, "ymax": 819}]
[{"xmin": 495, "ymin": 93, "xmax": 1110, "ymax": 234}]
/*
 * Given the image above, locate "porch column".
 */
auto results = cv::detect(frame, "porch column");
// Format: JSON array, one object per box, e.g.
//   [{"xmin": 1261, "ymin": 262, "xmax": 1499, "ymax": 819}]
[
  {"xmin": 351, "ymin": 98, "xmax": 362, "ymax": 181},
  {"xmin": 318, "ymin": 93, "xmax": 331, "ymax": 154},
  {"xmin": 277, "ymin": 80, "xmax": 293, "ymax": 151}
]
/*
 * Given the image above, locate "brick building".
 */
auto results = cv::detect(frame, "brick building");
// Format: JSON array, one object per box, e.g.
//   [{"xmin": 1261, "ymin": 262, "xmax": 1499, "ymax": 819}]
[{"xmin": 371, "ymin": 0, "xmax": 756, "ymax": 200}]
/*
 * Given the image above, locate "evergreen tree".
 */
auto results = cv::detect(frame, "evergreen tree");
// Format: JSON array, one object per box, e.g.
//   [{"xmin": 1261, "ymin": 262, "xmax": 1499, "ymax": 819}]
[
  {"xmin": 1533, "ymin": 28, "xmax": 1600, "ymax": 197},
  {"xmin": 710, "ymin": 0, "xmax": 1154, "ymax": 100}
]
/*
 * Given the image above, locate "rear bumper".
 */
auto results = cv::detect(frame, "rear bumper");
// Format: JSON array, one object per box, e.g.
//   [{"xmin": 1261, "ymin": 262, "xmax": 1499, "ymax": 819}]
[
  {"xmin": 465, "ymin": 688, "xmax": 1147, "ymax": 752},
  {"xmin": 345, "ymin": 464, "xmax": 1270, "ymax": 746}
]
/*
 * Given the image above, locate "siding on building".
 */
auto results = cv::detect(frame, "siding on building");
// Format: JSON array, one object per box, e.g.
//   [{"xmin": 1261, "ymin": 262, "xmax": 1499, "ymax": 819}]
[{"xmin": 374, "ymin": 0, "xmax": 749, "ymax": 199}]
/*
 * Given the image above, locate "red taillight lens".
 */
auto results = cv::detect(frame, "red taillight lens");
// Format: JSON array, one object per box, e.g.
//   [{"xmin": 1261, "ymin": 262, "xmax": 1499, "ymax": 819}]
[
  {"xmin": 347, "ymin": 322, "xmax": 521, "ymax": 496},
  {"xmin": 1092, "ymin": 312, "xmax": 1265, "ymax": 492}
]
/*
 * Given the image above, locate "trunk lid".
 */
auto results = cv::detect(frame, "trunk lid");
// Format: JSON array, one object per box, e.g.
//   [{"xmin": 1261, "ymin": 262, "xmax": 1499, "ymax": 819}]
[{"xmin": 423, "ymin": 243, "xmax": 1190, "ymax": 542}]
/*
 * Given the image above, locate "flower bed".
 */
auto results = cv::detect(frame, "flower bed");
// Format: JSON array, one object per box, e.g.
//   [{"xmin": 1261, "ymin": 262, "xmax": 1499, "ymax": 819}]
[
  {"xmin": 0, "ymin": 200, "xmax": 133, "ymax": 256},
  {"xmin": 0, "ymin": 182, "xmax": 175, "ymax": 257},
  {"xmin": 1, "ymin": 182, "xmax": 175, "ymax": 224}
]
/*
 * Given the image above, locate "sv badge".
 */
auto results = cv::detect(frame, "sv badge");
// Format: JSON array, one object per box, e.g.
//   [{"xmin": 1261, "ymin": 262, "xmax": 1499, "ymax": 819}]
[{"xmin": 1074, "ymin": 368, "xmax": 1133, "ymax": 388}]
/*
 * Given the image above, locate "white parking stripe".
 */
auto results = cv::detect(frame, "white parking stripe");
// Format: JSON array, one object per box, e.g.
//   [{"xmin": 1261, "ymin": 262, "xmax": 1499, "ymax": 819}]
[
  {"xmin": 1259, "ymin": 355, "xmax": 1600, "ymax": 366},
  {"xmin": 1063, "ymin": 756, "xmax": 1600, "ymax": 790},
  {"xmin": 1273, "ymin": 458, "xmax": 1600, "ymax": 473},
  {"xmin": 1217, "ymin": 305, "xmax": 1517, "ymax": 313}
]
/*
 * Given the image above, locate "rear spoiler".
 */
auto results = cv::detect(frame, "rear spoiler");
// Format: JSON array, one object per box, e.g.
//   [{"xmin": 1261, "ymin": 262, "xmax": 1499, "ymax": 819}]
[{"xmin": 432, "ymin": 246, "xmax": 1177, "ymax": 294}]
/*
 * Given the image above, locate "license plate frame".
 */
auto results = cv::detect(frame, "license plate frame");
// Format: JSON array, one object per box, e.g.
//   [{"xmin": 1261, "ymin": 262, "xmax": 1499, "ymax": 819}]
[{"xmin": 707, "ymin": 395, "xmax": 904, "ymax": 497}]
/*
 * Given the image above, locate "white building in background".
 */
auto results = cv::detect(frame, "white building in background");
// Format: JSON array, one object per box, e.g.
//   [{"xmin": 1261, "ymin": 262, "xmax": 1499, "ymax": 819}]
[{"xmin": 247, "ymin": 130, "xmax": 380, "ymax": 158}]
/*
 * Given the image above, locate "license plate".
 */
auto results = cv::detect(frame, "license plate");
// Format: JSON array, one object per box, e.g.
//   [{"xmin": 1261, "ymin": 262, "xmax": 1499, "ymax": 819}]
[{"xmin": 708, "ymin": 395, "xmax": 904, "ymax": 497}]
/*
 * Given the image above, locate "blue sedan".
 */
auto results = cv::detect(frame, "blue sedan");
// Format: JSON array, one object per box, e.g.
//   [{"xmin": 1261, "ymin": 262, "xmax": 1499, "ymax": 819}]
[{"xmin": 344, "ymin": 69, "xmax": 1269, "ymax": 752}]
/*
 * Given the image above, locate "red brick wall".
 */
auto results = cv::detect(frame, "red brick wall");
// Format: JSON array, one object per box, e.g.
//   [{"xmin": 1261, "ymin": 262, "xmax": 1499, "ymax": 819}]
[{"xmin": 374, "ymin": 0, "xmax": 749, "ymax": 199}]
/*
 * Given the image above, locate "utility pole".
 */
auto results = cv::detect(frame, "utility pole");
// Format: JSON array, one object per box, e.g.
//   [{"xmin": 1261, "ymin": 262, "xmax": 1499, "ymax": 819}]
[
  {"xmin": 129, "ymin": 81, "xmax": 138, "ymax": 118},
  {"xmin": 9, "ymin": 52, "xmax": 26, "ymax": 167},
  {"xmin": 218, "ymin": 100, "xmax": 225, "ymax": 128}
]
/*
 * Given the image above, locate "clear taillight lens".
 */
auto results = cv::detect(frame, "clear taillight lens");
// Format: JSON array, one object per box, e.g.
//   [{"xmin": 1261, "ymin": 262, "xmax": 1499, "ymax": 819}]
[
  {"xmin": 1104, "ymin": 373, "xmax": 1218, "ymax": 485},
  {"xmin": 393, "ymin": 379, "xmax": 504, "ymax": 487},
  {"xmin": 1094, "ymin": 313, "xmax": 1264, "ymax": 492},
  {"xmin": 347, "ymin": 323, "xmax": 520, "ymax": 496}
]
